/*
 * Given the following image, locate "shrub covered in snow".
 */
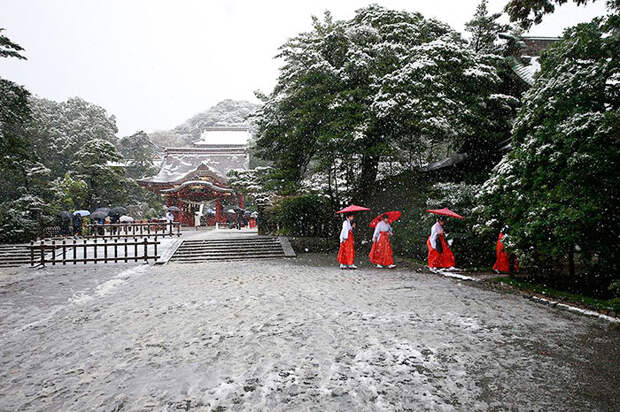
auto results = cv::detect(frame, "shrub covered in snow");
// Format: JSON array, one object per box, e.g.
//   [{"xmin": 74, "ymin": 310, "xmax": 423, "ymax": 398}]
[
  {"xmin": 262, "ymin": 194, "xmax": 339, "ymax": 238},
  {"xmin": 477, "ymin": 15, "xmax": 620, "ymax": 295}
]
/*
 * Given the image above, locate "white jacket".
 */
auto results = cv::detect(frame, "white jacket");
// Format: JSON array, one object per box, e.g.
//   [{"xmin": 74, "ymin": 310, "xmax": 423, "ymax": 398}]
[
  {"xmin": 430, "ymin": 222, "xmax": 444, "ymax": 249},
  {"xmin": 372, "ymin": 221, "xmax": 392, "ymax": 242},
  {"xmin": 339, "ymin": 219, "xmax": 352, "ymax": 242}
]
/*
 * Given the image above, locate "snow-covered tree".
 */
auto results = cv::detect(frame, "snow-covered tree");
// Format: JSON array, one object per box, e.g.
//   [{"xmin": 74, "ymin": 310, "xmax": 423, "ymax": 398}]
[
  {"xmin": 227, "ymin": 166, "xmax": 277, "ymax": 206},
  {"xmin": 49, "ymin": 172, "xmax": 89, "ymax": 211},
  {"xmin": 71, "ymin": 139, "xmax": 131, "ymax": 209},
  {"xmin": 465, "ymin": 0, "xmax": 512, "ymax": 53},
  {"xmin": 254, "ymin": 5, "xmax": 516, "ymax": 203},
  {"xmin": 477, "ymin": 15, "xmax": 619, "ymax": 289},
  {"xmin": 117, "ymin": 130, "xmax": 158, "ymax": 179},
  {"xmin": 24, "ymin": 96, "xmax": 119, "ymax": 178}
]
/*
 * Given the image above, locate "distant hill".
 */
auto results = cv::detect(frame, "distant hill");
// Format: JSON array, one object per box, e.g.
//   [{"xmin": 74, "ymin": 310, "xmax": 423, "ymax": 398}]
[{"xmin": 149, "ymin": 99, "xmax": 259, "ymax": 148}]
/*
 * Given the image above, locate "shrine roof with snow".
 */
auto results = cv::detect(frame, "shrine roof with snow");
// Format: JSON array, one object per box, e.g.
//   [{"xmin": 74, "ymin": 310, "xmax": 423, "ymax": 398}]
[{"xmin": 139, "ymin": 127, "xmax": 250, "ymax": 186}]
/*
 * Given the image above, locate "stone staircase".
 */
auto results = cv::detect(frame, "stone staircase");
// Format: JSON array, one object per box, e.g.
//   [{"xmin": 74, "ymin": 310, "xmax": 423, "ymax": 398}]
[
  {"xmin": 169, "ymin": 236, "xmax": 295, "ymax": 263},
  {"xmin": 0, "ymin": 244, "xmax": 32, "ymax": 268}
]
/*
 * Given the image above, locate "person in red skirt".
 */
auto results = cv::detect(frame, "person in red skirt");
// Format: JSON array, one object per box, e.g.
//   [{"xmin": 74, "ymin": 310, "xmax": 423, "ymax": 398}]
[
  {"xmin": 427, "ymin": 217, "xmax": 455, "ymax": 269},
  {"xmin": 369, "ymin": 214, "xmax": 396, "ymax": 268},
  {"xmin": 493, "ymin": 225, "xmax": 519, "ymax": 274},
  {"xmin": 338, "ymin": 213, "xmax": 357, "ymax": 269}
]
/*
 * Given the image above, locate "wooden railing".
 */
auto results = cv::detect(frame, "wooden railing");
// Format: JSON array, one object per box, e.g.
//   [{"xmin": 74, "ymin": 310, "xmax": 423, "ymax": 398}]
[
  {"xmin": 87, "ymin": 221, "xmax": 181, "ymax": 239},
  {"xmin": 29, "ymin": 238, "xmax": 160, "ymax": 267}
]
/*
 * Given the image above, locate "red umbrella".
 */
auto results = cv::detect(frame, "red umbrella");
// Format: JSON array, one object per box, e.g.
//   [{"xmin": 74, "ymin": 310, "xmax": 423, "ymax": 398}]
[
  {"xmin": 369, "ymin": 211, "xmax": 402, "ymax": 228},
  {"xmin": 427, "ymin": 208, "xmax": 464, "ymax": 219},
  {"xmin": 336, "ymin": 204, "xmax": 370, "ymax": 214}
]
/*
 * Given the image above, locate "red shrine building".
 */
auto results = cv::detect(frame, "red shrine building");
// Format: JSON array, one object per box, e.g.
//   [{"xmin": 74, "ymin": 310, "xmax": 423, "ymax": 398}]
[{"xmin": 139, "ymin": 127, "xmax": 249, "ymax": 226}]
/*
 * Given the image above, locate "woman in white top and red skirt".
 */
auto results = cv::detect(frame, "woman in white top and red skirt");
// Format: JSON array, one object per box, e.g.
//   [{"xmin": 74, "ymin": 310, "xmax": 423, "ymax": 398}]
[
  {"xmin": 338, "ymin": 213, "xmax": 357, "ymax": 269},
  {"xmin": 427, "ymin": 217, "xmax": 455, "ymax": 269},
  {"xmin": 369, "ymin": 214, "xmax": 396, "ymax": 268}
]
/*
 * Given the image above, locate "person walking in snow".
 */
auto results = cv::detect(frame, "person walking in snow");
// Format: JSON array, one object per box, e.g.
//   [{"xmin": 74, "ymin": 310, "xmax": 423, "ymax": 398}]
[
  {"xmin": 427, "ymin": 217, "xmax": 455, "ymax": 269},
  {"xmin": 493, "ymin": 225, "xmax": 519, "ymax": 274},
  {"xmin": 338, "ymin": 213, "xmax": 357, "ymax": 269},
  {"xmin": 369, "ymin": 214, "xmax": 396, "ymax": 268}
]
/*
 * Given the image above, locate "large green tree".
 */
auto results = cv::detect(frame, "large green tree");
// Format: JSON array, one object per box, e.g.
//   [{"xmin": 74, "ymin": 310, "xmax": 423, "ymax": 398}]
[
  {"xmin": 255, "ymin": 5, "xmax": 514, "ymax": 203},
  {"xmin": 71, "ymin": 139, "xmax": 131, "ymax": 209},
  {"xmin": 478, "ymin": 15, "xmax": 619, "ymax": 292},
  {"xmin": 117, "ymin": 130, "xmax": 158, "ymax": 179},
  {"xmin": 25, "ymin": 96, "xmax": 119, "ymax": 178},
  {"xmin": 465, "ymin": 0, "xmax": 512, "ymax": 53},
  {"xmin": 0, "ymin": 29, "xmax": 50, "ymax": 241},
  {"xmin": 504, "ymin": 0, "xmax": 619, "ymax": 28}
]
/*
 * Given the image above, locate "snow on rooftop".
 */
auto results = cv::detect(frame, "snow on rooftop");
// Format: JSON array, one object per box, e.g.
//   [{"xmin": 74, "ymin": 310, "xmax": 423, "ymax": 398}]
[
  {"xmin": 508, "ymin": 56, "xmax": 541, "ymax": 86},
  {"xmin": 194, "ymin": 128, "xmax": 250, "ymax": 146},
  {"xmin": 140, "ymin": 152, "xmax": 249, "ymax": 184}
]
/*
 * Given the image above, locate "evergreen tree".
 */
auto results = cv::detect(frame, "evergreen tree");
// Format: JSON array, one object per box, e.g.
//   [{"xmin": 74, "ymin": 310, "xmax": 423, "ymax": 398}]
[
  {"xmin": 71, "ymin": 139, "xmax": 131, "ymax": 209},
  {"xmin": 465, "ymin": 0, "xmax": 511, "ymax": 53},
  {"xmin": 478, "ymin": 15, "xmax": 620, "ymax": 293},
  {"xmin": 0, "ymin": 28, "xmax": 50, "ymax": 241},
  {"xmin": 504, "ymin": 0, "xmax": 619, "ymax": 29},
  {"xmin": 117, "ymin": 130, "xmax": 158, "ymax": 179},
  {"xmin": 24, "ymin": 96, "xmax": 119, "ymax": 178},
  {"xmin": 254, "ymin": 5, "xmax": 515, "ymax": 203}
]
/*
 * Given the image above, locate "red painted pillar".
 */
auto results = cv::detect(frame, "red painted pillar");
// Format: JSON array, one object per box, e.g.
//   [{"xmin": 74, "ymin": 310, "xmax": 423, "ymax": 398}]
[
  {"xmin": 215, "ymin": 198, "xmax": 224, "ymax": 224},
  {"xmin": 238, "ymin": 193, "xmax": 245, "ymax": 209}
]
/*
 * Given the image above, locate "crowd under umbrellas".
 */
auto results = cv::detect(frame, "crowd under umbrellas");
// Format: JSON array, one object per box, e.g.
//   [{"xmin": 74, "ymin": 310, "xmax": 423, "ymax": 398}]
[
  {"xmin": 335, "ymin": 204, "xmax": 515, "ymax": 274},
  {"xmin": 57, "ymin": 206, "xmax": 151, "ymax": 238}
]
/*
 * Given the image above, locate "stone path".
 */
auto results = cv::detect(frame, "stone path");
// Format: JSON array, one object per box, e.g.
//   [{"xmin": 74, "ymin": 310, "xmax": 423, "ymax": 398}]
[{"xmin": 0, "ymin": 254, "xmax": 617, "ymax": 411}]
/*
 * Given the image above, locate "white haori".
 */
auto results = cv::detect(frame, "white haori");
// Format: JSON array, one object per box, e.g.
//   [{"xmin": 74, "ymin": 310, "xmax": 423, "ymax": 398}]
[
  {"xmin": 430, "ymin": 222, "xmax": 444, "ymax": 249},
  {"xmin": 339, "ymin": 219, "xmax": 352, "ymax": 242},
  {"xmin": 372, "ymin": 221, "xmax": 393, "ymax": 242}
]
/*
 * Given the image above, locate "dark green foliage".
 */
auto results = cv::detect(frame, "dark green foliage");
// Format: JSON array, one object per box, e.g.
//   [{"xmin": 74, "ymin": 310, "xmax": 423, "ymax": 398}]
[
  {"xmin": 504, "ymin": 0, "xmax": 618, "ymax": 29},
  {"xmin": 0, "ymin": 28, "xmax": 26, "ymax": 60},
  {"xmin": 117, "ymin": 130, "xmax": 158, "ymax": 179},
  {"xmin": 254, "ymin": 5, "xmax": 514, "ymax": 204},
  {"xmin": 71, "ymin": 139, "xmax": 131, "ymax": 210},
  {"xmin": 265, "ymin": 194, "xmax": 338, "ymax": 237},
  {"xmin": 478, "ymin": 15, "xmax": 620, "ymax": 296},
  {"xmin": 465, "ymin": 0, "xmax": 512, "ymax": 53},
  {"xmin": 24, "ymin": 97, "xmax": 119, "ymax": 178}
]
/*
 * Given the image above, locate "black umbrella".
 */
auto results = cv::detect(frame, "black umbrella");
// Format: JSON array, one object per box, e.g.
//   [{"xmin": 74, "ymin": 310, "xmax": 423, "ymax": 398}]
[
  {"xmin": 91, "ymin": 211, "xmax": 107, "ymax": 220},
  {"xmin": 109, "ymin": 206, "xmax": 127, "ymax": 217},
  {"xmin": 91, "ymin": 207, "xmax": 110, "ymax": 220},
  {"xmin": 167, "ymin": 206, "xmax": 180, "ymax": 212}
]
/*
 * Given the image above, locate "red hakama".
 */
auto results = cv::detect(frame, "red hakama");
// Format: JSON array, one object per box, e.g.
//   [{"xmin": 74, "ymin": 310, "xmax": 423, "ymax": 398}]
[
  {"xmin": 427, "ymin": 234, "xmax": 455, "ymax": 268},
  {"xmin": 338, "ymin": 230, "xmax": 355, "ymax": 265},
  {"xmin": 493, "ymin": 232, "xmax": 519, "ymax": 273},
  {"xmin": 369, "ymin": 232, "xmax": 394, "ymax": 266}
]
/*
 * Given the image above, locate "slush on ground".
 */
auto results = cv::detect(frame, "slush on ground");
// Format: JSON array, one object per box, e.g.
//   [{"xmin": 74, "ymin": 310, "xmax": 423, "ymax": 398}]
[{"xmin": 0, "ymin": 256, "xmax": 618, "ymax": 411}]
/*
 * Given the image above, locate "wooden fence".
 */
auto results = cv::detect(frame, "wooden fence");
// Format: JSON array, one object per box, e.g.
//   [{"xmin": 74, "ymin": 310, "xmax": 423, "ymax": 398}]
[
  {"xmin": 86, "ymin": 221, "xmax": 181, "ymax": 239},
  {"xmin": 29, "ymin": 238, "xmax": 160, "ymax": 267}
]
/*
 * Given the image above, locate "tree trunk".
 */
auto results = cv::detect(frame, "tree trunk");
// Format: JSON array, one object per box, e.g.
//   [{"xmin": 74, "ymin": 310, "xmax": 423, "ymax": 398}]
[{"xmin": 355, "ymin": 154, "xmax": 379, "ymax": 204}]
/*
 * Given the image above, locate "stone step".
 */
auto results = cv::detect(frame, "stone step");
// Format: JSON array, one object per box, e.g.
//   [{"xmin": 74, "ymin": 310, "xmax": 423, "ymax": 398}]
[
  {"xmin": 178, "ymin": 243, "xmax": 282, "ymax": 251},
  {"xmin": 168, "ymin": 236, "xmax": 294, "ymax": 264},
  {"xmin": 172, "ymin": 250, "xmax": 285, "ymax": 257},
  {"xmin": 170, "ymin": 254, "xmax": 285, "ymax": 262},
  {"xmin": 181, "ymin": 240, "xmax": 280, "ymax": 246}
]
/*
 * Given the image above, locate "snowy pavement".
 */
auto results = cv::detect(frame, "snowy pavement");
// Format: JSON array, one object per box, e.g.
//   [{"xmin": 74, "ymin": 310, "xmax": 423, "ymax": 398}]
[{"xmin": 0, "ymin": 255, "xmax": 618, "ymax": 411}]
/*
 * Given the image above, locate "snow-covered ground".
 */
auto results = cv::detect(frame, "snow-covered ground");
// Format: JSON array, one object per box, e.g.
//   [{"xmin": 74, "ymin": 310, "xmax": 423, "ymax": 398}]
[{"xmin": 0, "ymin": 255, "xmax": 617, "ymax": 411}]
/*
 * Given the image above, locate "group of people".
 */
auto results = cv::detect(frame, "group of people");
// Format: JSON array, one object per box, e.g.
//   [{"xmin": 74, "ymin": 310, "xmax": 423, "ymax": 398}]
[
  {"xmin": 337, "ymin": 213, "xmax": 518, "ymax": 273},
  {"xmin": 59, "ymin": 212, "xmax": 84, "ymax": 236},
  {"xmin": 338, "ymin": 213, "xmax": 397, "ymax": 270}
]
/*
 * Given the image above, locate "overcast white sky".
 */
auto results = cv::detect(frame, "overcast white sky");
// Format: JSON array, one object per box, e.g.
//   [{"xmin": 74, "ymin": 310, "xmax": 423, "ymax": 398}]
[{"xmin": 1, "ymin": 0, "xmax": 609, "ymax": 136}]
